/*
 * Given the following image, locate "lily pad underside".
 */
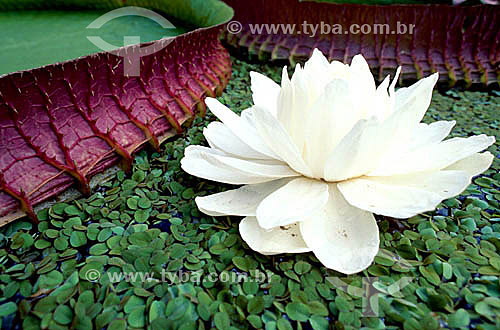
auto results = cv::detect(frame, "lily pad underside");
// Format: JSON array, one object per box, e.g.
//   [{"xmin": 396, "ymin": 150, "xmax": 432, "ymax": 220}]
[
  {"xmin": 0, "ymin": 0, "xmax": 233, "ymax": 226},
  {"xmin": 224, "ymin": 0, "xmax": 500, "ymax": 86}
]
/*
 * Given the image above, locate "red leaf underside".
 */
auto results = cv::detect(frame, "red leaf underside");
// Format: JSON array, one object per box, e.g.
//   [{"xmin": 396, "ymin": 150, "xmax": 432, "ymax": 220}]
[
  {"xmin": 0, "ymin": 27, "xmax": 231, "ymax": 225},
  {"xmin": 224, "ymin": 0, "xmax": 499, "ymax": 86}
]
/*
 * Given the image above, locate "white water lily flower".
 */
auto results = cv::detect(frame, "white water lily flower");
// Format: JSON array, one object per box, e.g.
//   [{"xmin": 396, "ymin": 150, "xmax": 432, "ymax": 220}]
[{"xmin": 181, "ymin": 49, "xmax": 495, "ymax": 274}]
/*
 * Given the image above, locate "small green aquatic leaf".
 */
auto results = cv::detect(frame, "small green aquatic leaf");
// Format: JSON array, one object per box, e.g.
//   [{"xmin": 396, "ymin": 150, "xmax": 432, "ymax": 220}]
[
  {"xmin": 89, "ymin": 243, "xmax": 108, "ymax": 256},
  {"xmin": 169, "ymin": 243, "xmax": 186, "ymax": 259},
  {"xmin": 448, "ymin": 308, "xmax": 470, "ymax": 328},
  {"xmin": 134, "ymin": 209, "xmax": 151, "ymax": 223},
  {"xmin": 214, "ymin": 311, "xmax": 230, "ymax": 329},
  {"xmin": 308, "ymin": 301, "xmax": 329, "ymax": 316},
  {"xmin": 53, "ymin": 305, "xmax": 73, "ymax": 325},
  {"xmin": 182, "ymin": 188, "xmax": 195, "ymax": 200},
  {"xmin": 128, "ymin": 308, "xmax": 146, "ymax": 328},
  {"xmin": 108, "ymin": 319, "xmax": 127, "ymax": 330},
  {"xmin": 232, "ymin": 256, "xmax": 249, "ymax": 271},
  {"xmin": 247, "ymin": 296, "xmax": 264, "ymax": 314},
  {"xmin": 0, "ymin": 302, "xmax": 17, "ymax": 317},
  {"xmin": 419, "ymin": 265, "xmax": 441, "ymax": 286},
  {"xmin": 70, "ymin": 231, "xmax": 87, "ymax": 247},
  {"xmin": 149, "ymin": 301, "xmax": 165, "ymax": 322},
  {"xmin": 294, "ymin": 261, "xmax": 312, "ymax": 275},
  {"xmin": 286, "ymin": 302, "xmax": 310, "ymax": 322},
  {"xmin": 478, "ymin": 266, "xmax": 500, "ymax": 275},
  {"xmin": 127, "ymin": 197, "xmax": 139, "ymax": 210},
  {"xmin": 34, "ymin": 296, "xmax": 57, "ymax": 313},
  {"xmin": 54, "ymin": 237, "xmax": 68, "ymax": 251},
  {"xmin": 166, "ymin": 297, "xmax": 188, "ymax": 320},
  {"xmin": 277, "ymin": 318, "xmax": 293, "ymax": 330},
  {"xmin": 138, "ymin": 197, "xmax": 152, "ymax": 209},
  {"xmin": 334, "ymin": 296, "xmax": 352, "ymax": 312},
  {"xmin": 39, "ymin": 270, "xmax": 64, "ymax": 289},
  {"xmin": 96, "ymin": 310, "xmax": 117, "ymax": 329},
  {"xmin": 309, "ymin": 315, "xmax": 329, "ymax": 330}
]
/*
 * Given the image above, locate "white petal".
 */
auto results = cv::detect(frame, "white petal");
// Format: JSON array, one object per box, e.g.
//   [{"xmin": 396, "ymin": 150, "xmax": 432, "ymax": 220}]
[
  {"xmin": 330, "ymin": 61, "xmax": 350, "ymax": 77},
  {"xmin": 239, "ymin": 217, "xmax": 311, "ymax": 255},
  {"xmin": 389, "ymin": 67, "xmax": 401, "ymax": 96},
  {"xmin": 323, "ymin": 70, "xmax": 432, "ymax": 181},
  {"xmin": 338, "ymin": 170, "xmax": 473, "ymax": 219},
  {"xmin": 303, "ymin": 49, "xmax": 345, "ymax": 92},
  {"xmin": 303, "ymin": 79, "xmax": 358, "ymax": 177},
  {"xmin": 349, "ymin": 55, "xmax": 376, "ymax": 97},
  {"xmin": 328, "ymin": 55, "xmax": 378, "ymax": 123},
  {"xmin": 300, "ymin": 184, "xmax": 379, "ymax": 274},
  {"xmin": 203, "ymin": 122, "xmax": 270, "ymax": 160},
  {"xmin": 252, "ymin": 106, "xmax": 313, "ymax": 177},
  {"xmin": 185, "ymin": 146, "xmax": 297, "ymax": 177},
  {"xmin": 393, "ymin": 73, "xmax": 439, "ymax": 127},
  {"xmin": 181, "ymin": 146, "xmax": 299, "ymax": 185},
  {"xmin": 369, "ymin": 134, "xmax": 495, "ymax": 176},
  {"xmin": 406, "ymin": 120, "xmax": 456, "ymax": 151},
  {"xmin": 286, "ymin": 65, "xmax": 310, "ymax": 152},
  {"xmin": 304, "ymin": 49, "xmax": 331, "ymax": 73},
  {"xmin": 346, "ymin": 72, "xmax": 437, "ymax": 164},
  {"xmin": 205, "ymin": 98, "xmax": 278, "ymax": 158},
  {"xmin": 256, "ymin": 177, "xmax": 329, "ymax": 229},
  {"xmin": 324, "ymin": 116, "xmax": 398, "ymax": 182},
  {"xmin": 379, "ymin": 73, "xmax": 440, "ymax": 154},
  {"xmin": 323, "ymin": 119, "xmax": 376, "ymax": 182},
  {"xmin": 445, "ymin": 151, "xmax": 494, "ymax": 177},
  {"xmin": 372, "ymin": 120, "xmax": 456, "ymax": 171},
  {"xmin": 277, "ymin": 66, "xmax": 294, "ymax": 130},
  {"xmin": 372, "ymin": 74, "xmax": 396, "ymax": 120},
  {"xmin": 195, "ymin": 179, "xmax": 290, "ymax": 217},
  {"xmin": 250, "ymin": 71, "xmax": 280, "ymax": 117},
  {"xmin": 377, "ymin": 74, "xmax": 390, "ymax": 94},
  {"xmin": 282, "ymin": 56, "xmax": 338, "ymax": 154},
  {"xmin": 276, "ymin": 56, "xmax": 342, "ymax": 154},
  {"xmin": 304, "ymin": 49, "xmax": 350, "ymax": 82},
  {"xmin": 381, "ymin": 66, "xmax": 400, "ymax": 120}
]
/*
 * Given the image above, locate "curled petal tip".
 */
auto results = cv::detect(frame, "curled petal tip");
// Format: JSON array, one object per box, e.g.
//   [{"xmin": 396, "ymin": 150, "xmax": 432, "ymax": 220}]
[
  {"xmin": 249, "ymin": 71, "xmax": 261, "ymax": 81},
  {"xmin": 204, "ymin": 97, "xmax": 222, "ymax": 114},
  {"xmin": 281, "ymin": 66, "xmax": 289, "ymax": 83},
  {"xmin": 394, "ymin": 66, "xmax": 402, "ymax": 81},
  {"xmin": 350, "ymin": 54, "xmax": 369, "ymax": 69},
  {"xmin": 309, "ymin": 48, "xmax": 329, "ymax": 62},
  {"xmin": 389, "ymin": 67, "xmax": 402, "ymax": 95},
  {"xmin": 204, "ymin": 96, "xmax": 218, "ymax": 105},
  {"xmin": 312, "ymin": 47, "xmax": 322, "ymax": 54},
  {"xmin": 351, "ymin": 53, "xmax": 367, "ymax": 61}
]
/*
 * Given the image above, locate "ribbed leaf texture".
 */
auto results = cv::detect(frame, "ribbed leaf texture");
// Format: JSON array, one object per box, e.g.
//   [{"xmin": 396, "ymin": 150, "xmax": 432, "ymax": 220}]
[
  {"xmin": 223, "ymin": 0, "xmax": 499, "ymax": 86},
  {"xmin": 0, "ymin": 25, "xmax": 231, "ymax": 225}
]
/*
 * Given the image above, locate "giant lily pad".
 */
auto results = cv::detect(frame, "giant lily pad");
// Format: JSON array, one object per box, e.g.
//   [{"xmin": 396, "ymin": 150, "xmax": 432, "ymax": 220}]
[
  {"xmin": 224, "ymin": 0, "xmax": 499, "ymax": 86},
  {"xmin": 0, "ymin": 0, "xmax": 233, "ymax": 226}
]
